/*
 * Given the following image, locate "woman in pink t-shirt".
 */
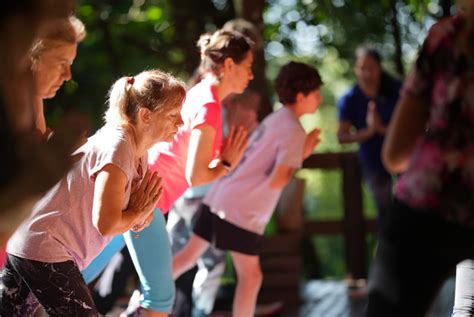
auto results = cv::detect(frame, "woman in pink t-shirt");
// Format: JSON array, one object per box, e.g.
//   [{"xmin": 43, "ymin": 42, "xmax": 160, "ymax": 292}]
[
  {"xmin": 83, "ymin": 29, "xmax": 253, "ymax": 317},
  {"xmin": 1, "ymin": 70, "xmax": 186, "ymax": 316}
]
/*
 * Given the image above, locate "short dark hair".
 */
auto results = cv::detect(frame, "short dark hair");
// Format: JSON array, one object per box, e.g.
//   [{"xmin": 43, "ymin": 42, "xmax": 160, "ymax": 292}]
[
  {"xmin": 355, "ymin": 45, "xmax": 382, "ymax": 65},
  {"xmin": 275, "ymin": 61, "xmax": 322, "ymax": 105}
]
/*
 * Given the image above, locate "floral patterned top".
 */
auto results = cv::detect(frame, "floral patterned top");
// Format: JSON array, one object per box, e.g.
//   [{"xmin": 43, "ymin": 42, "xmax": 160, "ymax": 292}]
[{"xmin": 395, "ymin": 13, "xmax": 474, "ymax": 227}]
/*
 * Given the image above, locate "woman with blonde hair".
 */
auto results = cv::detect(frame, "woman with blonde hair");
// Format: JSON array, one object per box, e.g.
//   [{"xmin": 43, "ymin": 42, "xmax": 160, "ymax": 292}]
[
  {"xmin": 0, "ymin": 15, "xmax": 86, "ymax": 261},
  {"xmin": 0, "ymin": 69, "xmax": 186, "ymax": 316},
  {"xmin": 82, "ymin": 29, "xmax": 252, "ymax": 317},
  {"xmin": 30, "ymin": 15, "xmax": 86, "ymax": 135},
  {"xmin": 0, "ymin": 8, "xmax": 85, "ymax": 247}
]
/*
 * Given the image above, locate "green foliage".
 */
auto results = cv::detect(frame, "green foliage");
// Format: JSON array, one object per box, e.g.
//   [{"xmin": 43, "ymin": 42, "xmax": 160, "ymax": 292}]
[{"xmin": 46, "ymin": 0, "xmax": 236, "ymax": 130}]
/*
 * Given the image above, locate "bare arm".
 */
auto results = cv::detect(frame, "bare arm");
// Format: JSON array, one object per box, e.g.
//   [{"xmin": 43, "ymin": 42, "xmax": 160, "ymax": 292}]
[
  {"xmin": 303, "ymin": 128, "xmax": 321, "ymax": 159},
  {"xmin": 269, "ymin": 165, "xmax": 296, "ymax": 189},
  {"xmin": 186, "ymin": 125, "xmax": 227, "ymax": 186},
  {"xmin": 186, "ymin": 125, "xmax": 247, "ymax": 186},
  {"xmin": 271, "ymin": 128, "xmax": 321, "ymax": 190},
  {"xmin": 92, "ymin": 166, "xmax": 160, "ymax": 236},
  {"xmin": 375, "ymin": 123, "xmax": 388, "ymax": 135},
  {"xmin": 382, "ymin": 94, "xmax": 430, "ymax": 174}
]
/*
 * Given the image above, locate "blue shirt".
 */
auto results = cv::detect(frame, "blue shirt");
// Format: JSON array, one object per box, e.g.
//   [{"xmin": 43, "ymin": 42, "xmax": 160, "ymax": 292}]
[{"xmin": 337, "ymin": 74, "xmax": 401, "ymax": 174}]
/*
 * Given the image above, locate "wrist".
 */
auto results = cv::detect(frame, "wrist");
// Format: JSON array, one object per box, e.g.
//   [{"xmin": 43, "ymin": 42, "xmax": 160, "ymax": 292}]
[
  {"xmin": 365, "ymin": 127, "xmax": 375, "ymax": 137},
  {"xmin": 377, "ymin": 125, "xmax": 387, "ymax": 134},
  {"xmin": 125, "ymin": 207, "xmax": 141, "ymax": 220},
  {"xmin": 303, "ymin": 149, "xmax": 312, "ymax": 160},
  {"xmin": 220, "ymin": 159, "xmax": 232, "ymax": 173}
]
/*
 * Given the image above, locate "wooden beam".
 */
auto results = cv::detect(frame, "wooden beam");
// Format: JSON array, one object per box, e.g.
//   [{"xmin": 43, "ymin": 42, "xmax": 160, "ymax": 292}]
[
  {"xmin": 304, "ymin": 219, "xmax": 377, "ymax": 235},
  {"xmin": 302, "ymin": 152, "xmax": 360, "ymax": 169},
  {"xmin": 341, "ymin": 154, "xmax": 367, "ymax": 279}
]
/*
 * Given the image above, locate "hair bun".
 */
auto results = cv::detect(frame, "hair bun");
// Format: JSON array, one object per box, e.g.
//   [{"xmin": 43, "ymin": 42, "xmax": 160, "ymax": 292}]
[{"xmin": 197, "ymin": 33, "xmax": 212, "ymax": 53}]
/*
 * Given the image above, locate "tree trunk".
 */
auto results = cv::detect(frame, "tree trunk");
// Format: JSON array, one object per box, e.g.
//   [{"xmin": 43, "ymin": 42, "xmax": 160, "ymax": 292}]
[
  {"xmin": 172, "ymin": 3, "xmax": 208, "ymax": 75},
  {"xmin": 172, "ymin": 1, "xmax": 236, "ymax": 76},
  {"xmin": 97, "ymin": 18, "xmax": 121, "ymax": 78},
  {"xmin": 440, "ymin": 0, "xmax": 452, "ymax": 18},
  {"xmin": 390, "ymin": 0, "xmax": 404, "ymax": 78},
  {"xmin": 233, "ymin": 0, "xmax": 272, "ymax": 120}
]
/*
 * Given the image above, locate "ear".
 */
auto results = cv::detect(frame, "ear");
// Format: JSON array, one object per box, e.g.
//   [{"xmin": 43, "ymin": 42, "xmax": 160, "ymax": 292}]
[
  {"xmin": 138, "ymin": 107, "xmax": 152, "ymax": 125},
  {"xmin": 223, "ymin": 57, "xmax": 234, "ymax": 73},
  {"xmin": 295, "ymin": 92, "xmax": 306, "ymax": 105}
]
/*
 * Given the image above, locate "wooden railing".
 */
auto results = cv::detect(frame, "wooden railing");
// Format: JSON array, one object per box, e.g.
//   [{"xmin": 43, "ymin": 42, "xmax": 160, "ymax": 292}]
[
  {"xmin": 258, "ymin": 152, "xmax": 375, "ymax": 307},
  {"xmin": 302, "ymin": 152, "xmax": 376, "ymax": 279}
]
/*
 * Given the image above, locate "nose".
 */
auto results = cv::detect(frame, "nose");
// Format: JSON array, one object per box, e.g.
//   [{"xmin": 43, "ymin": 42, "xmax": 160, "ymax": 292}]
[
  {"xmin": 176, "ymin": 114, "xmax": 184, "ymax": 128},
  {"xmin": 63, "ymin": 65, "xmax": 72, "ymax": 81}
]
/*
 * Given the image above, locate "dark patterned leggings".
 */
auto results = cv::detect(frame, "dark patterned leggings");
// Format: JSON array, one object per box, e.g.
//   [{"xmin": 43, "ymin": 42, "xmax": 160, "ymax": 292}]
[{"xmin": 0, "ymin": 254, "xmax": 98, "ymax": 316}]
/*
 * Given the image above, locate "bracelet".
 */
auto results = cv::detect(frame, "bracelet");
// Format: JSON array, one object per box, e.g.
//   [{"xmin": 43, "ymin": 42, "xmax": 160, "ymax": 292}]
[{"xmin": 221, "ymin": 159, "xmax": 232, "ymax": 172}]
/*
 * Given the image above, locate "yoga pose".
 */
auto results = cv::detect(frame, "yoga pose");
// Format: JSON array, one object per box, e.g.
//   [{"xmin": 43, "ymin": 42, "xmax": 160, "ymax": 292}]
[
  {"xmin": 82, "ymin": 29, "xmax": 252, "ymax": 317},
  {"xmin": 173, "ymin": 61, "xmax": 323, "ymax": 317},
  {"xmin": 0, "ymin": 69, "xmax": 186, "ymax": 316},
  {"xmin": 337, "ymin": 45, "xmax": 401, "ymax": 225}
]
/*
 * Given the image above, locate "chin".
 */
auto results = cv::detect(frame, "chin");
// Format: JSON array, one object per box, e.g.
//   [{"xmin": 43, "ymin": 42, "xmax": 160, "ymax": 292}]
[
  {"xmin": 236, "ymin": 86, "xmax": 246, "ymax": 94},
  {"xmin": 43, "ymin": 90, "xmax": 58, "ymax": 99},
  {"xmin": 162, "ymin": 134, "xmax": 176, "ymax": 143}
]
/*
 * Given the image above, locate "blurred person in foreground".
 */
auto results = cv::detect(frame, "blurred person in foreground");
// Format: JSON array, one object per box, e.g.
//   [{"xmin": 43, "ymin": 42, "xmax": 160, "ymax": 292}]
[
  {"xmin": 0, "ymin": 1, "xmax": 87, "ymax": 247},
  {"xmin": 367, "ymin": 1, "xmax": 474, "ymax": 315}
]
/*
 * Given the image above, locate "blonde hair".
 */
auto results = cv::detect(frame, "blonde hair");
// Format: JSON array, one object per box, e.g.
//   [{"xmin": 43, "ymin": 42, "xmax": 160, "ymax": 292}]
[
  {"xmin": 105, "ymin": 69, "xmax": 187, "ymax": 126},
  {"xmin": 30, "ymin": 15, "xmax": 86, "ymax": 61}
]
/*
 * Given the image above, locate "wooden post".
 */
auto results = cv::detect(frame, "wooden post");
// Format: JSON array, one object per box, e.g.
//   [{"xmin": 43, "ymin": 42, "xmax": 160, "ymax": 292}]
[
  {"xmin": 232, "ymin": 0, "xmax": 272, "ymax": 119},
  {"xmin": 341, "ymin": 153, "xmax": 367, "ymax": 279},
  {"xmin": 275, "ymin": 177, "xmax": 305, "ymax": 232}
]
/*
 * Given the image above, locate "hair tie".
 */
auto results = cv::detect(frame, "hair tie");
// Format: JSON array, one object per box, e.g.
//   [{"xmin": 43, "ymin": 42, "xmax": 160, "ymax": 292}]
[{"xmin": 127, "ymin": 77, "xmax": 135, "ymax": 85}]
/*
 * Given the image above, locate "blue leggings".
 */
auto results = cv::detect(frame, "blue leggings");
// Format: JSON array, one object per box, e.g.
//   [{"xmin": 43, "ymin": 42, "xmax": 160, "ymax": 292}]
[{"xmin": 81, "ymin": 209, "xmax": 174, "ymax": 313}]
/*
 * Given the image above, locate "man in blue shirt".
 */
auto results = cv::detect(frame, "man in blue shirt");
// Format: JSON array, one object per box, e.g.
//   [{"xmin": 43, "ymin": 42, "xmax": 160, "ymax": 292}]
[{"xmin": 337, "ymin": 46, "xmax": 401, "ymax": 224}]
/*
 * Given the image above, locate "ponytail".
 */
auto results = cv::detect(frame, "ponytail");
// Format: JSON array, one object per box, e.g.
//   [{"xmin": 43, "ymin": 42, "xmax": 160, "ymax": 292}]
[{"xmin": 104, "ymin": 69, "xmax": 186, "ymax": 126}]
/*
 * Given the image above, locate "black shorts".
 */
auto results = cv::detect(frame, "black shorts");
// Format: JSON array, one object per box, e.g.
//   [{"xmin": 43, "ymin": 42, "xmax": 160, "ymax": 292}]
[{"xmin": 192, "ymin": 204, "xmax": 263, "ymax": 256}]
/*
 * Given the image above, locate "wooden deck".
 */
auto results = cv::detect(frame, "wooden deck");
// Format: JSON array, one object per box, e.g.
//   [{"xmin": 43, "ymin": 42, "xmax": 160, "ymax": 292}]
[
  {"xmin": 96, "ymin": 276, "xmax": 455, "ymax": 317},
  {"xmin": 210, "ymin": 278, "xmax": 454, "ymax": 317}
]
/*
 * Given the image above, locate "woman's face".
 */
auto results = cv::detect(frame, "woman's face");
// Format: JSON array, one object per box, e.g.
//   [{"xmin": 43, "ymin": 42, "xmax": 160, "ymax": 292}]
[
  {"xmin": 149, "ymin": 104, "xmax": 184, "ymax": 143},
  {"xmin": 226, "ymin": 51, "xmax": 254, "ymax": 94},
  {"xmin": 34, "ymin": 42, "xmax": 77, "ymax": 99}
]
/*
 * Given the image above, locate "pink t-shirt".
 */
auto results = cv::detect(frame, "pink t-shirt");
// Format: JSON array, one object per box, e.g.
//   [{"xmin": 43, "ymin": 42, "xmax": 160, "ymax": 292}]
[
  {"xmin": 149, "ymin": 79, "xmax": 222, "ymax": 213},
  {"xmin": 7, "ymin": 127, "xmax": 147, "ymax": 270}
]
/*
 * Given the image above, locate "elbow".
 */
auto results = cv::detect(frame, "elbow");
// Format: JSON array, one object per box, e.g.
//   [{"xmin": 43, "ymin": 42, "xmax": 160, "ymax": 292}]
[
  {"xmin": 382, "ymin": 145, "xmax": 406, "ymax": 174},
  {"xmin": 269, "ymin": 182, "xmax": 284, "ymax": 190},
  {"xmin": 269, "ymin": 177, "xmax": 290, "ymax": 190},
  {"xmin": 186, "ymin": 172, "xmax": 208, "ymax": 187},
  {"xmin": 94, "ymin": 221, "xmax": 116, "ymax": 237}
]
